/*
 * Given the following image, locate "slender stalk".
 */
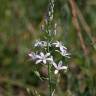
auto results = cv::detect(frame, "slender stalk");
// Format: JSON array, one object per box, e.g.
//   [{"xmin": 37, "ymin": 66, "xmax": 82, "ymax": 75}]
[
  {"xmin": 47, "ymin": 40, "xmax": 52, "ymax": 96},
  {"xmin": 48, "ymin": 63, "xmax": 52, "ymax": 96},
  {"xmin": 47, "ymin": 0, "xmax": 54, "ymax": 95}
]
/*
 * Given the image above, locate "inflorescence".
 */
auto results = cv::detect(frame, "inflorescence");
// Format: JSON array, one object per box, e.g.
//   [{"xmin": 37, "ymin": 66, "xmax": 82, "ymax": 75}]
[{"xmin": 28, "ymin": 0, "xmax": 70, "ymax": 74}]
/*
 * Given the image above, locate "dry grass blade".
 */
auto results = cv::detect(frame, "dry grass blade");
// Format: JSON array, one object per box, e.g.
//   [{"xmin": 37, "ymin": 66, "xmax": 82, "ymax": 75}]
[{"xmin": 69, "ymin": 0, "xmax": 89, "ymax": 59}]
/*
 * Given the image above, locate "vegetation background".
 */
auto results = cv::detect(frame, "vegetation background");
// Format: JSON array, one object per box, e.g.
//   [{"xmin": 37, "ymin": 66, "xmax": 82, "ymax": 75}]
[{"xmin": 0, "ymin": 0, "xmax": 96, "ymax": 96}]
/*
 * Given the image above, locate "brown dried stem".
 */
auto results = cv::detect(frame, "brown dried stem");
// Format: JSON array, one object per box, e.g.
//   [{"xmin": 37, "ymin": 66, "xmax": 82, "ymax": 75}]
[
  {"xmin": 69, "ymin": 0, "xmax": 89, "ymax": 58},
  {"xmin": 75, "ymin": 2, "xmax": 95, "ymax": 47}
]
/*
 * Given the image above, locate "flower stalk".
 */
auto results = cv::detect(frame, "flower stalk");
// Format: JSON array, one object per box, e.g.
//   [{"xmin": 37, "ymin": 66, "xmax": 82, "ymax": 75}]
[
  {"xmin": 48, "ymin": 63, "xmax": 52, "ymax": 96},
  {"xmin": 28, "ymin": 0, "xmax": 70, "ymax": 95}
]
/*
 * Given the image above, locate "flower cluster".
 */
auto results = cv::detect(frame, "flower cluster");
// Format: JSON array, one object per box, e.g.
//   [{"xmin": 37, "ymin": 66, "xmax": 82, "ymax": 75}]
[
  {"xmin": 28, "ymin": 40, "xmax": 70, "ymax": 74},
  {"xmin": 34, "ymin": 40, "xmax": 47, "ymax": 47},
  {"xmin": 28, "ymin": 0, "xmax": 70, "ymax": 74}
]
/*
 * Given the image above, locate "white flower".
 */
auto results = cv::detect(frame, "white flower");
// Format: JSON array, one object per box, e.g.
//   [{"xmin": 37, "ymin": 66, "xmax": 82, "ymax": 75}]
[
  {"xmin": 52, "ymin": 61, "xmax": 68, "ymax": 74},
  {"xmin": 53, "ymin": 41, "xmax": 70, "ymax": 58},
  {"xmin": 35, "ymin": 52, "xmax": 53, "ymax": 64},
  {"xmin": 53, "ymin": 41, "xmax": 67, "ymax": 52},
  {"xmin": 34, "ymin": 40, "xmax": 47, "ymax": 47},
  {"xmin": 28, "ymin": 52, "xmax": 37, "ymax": 60},
  {"xmin": 56, "ymin": 49, "xmax": 70, "ymax": 58}
]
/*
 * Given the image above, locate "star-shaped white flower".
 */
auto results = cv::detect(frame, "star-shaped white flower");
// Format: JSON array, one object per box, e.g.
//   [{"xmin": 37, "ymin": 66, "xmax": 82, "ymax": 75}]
[
  {"xmin": 28, "ymin": 52, "xmax": 37, "ymax": 60},
  {"xmin": 34, "ymin": 40, "xmax": 47, "ymax": 47},
  {"xmin": 52, "ymin": 61, "xmax": 68, "ymax": 74},
  {"xmin": 53, "ymin": 41, "xmax": 67, "ymax": 52},
  {"xmin": 36, "ymin": 52, "xmax": 52, "ymax": 64},
  {"xmin": 53, "ymin": 41, "xmax": 70, "ymax": 58},
  {"xmin": 55, "ymin": 49, "xmax": 70, "ymax": 58}
]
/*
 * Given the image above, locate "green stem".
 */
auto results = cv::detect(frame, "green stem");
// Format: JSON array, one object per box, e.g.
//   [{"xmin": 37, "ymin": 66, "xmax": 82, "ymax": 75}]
[{"xmin": 48, "ymin": 63, "xmax": 52, "ymax": 96}]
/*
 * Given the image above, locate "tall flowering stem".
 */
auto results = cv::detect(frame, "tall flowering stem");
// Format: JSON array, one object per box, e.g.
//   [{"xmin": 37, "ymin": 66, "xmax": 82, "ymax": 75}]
[
  {"xmin": 28, "ymin": 0, "xmax": 70, "ymax": 95},
  {"xmin": 47, "ymin": 0, "xmax": 55, "ymax": 95}
]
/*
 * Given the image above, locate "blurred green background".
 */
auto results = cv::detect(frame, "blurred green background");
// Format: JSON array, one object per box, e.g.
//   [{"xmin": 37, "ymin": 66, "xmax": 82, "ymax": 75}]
[{"xmin": 0, "ymin": 0, "xmax": 96, "ymax": 96}]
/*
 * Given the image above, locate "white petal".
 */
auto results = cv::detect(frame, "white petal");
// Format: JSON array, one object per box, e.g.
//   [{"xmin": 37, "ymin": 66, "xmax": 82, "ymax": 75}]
[
  {"xmin": 36, "ymin": 60, "xmax": 42, "ymax": 64},
  {"xmin": 45, "ymin": 53, "xmax": 50, "ymax": 57},
  {"xmin": 40, "ymin": 52, "xmax": 44, "ymax": 57},
  {"xmin": 28, "ymin": 53, "xmax": 33, "ymax": 57},
  {"xmin": 52, "ymin": 41, "xmax": 58, "ymax": 46},
  {"xmin": 60, "ymin": 47, "xmax": 67, "ymax": 52},
  {"xmin": 34, "ymin": 43, "xmax": 38, "ymax": 47},
  {"xmin": 43, "ymin": 60, "xmax": 47, "ymax": 64},
  {"xmin": 61, "ymin": 52, "xmax": 70, "ymax": 58},
  {"xmin": 63, "ymin": 46, "xmax": 67, "ymax": 49},
  {"xmin": 55, "ymin": 50, "xmax": 59, "ymax": 53},
  {"xmin": 36, "ymin": 55, "xmax": 42, "ymax": 59},
  {"xmin": 52, "ymin": 43, "xmax": 56, "ymax": 45},
  {"xmin": 54, "ymin": 70, "xmax": 58, "ymax": 74},
  {"xmin": 56, "ymin": 45, "xmax": 59, "ymax": 47},
  {"xmin": 47, "ymin": 57, "xmax": 53, "ymax": 61},
  {"xmin": 28, "ymin": 52, "xmax": 36, "ymax": 60},
  {"xmin": 52, "ymin": 62, "xmax": 58, "ymax": 69},
  {"xmin": 64, "ymin": 55, "xmax": 70, "ymax": 58},
  {"xmin": 59, "ymin": 66, "xmax": 68, "ymax": 70}
]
